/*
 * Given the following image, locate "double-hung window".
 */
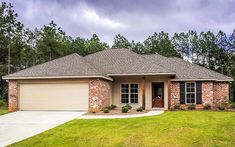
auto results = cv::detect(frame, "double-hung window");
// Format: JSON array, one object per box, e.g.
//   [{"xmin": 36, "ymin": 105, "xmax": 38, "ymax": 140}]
[
  {"xmin": 121, "ymin": 83, "xmax": 139, "ymax": 104},
  {"xmin": 185, "ymin": 82, "xmax": 196, "ymax": 104}
]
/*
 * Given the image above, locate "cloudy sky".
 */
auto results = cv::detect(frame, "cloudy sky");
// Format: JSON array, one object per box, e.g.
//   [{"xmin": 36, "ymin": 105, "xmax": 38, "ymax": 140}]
[{"xmin": 4, "ymin": 0, "xmax": 235, "ymax": 45}]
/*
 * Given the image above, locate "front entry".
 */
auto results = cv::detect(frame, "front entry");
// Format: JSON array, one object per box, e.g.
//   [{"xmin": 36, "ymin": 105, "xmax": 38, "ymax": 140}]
[{"xmin": 152, "ymin": 82, "xmax": 164, "ymax": 108}]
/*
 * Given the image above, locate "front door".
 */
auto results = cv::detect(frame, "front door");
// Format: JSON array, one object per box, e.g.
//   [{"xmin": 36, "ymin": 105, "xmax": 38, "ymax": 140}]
[{"xmin": 152, "ymin": 82, "xmax": 164, "ymax": 108}]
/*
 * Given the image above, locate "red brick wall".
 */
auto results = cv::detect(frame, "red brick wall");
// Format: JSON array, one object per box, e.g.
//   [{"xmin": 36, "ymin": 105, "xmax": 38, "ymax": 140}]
[
  {"xmin": 170, "ymin": 82, "xmax": 180, "ymax": 108},
  {"xmin": 88, "ymin": 78, "xmax": 112, "ymax": 112},
  {"xmin": 213, "ymin": 82, "xmax": 229, "ymax": 106},
  {"xmin": 8, "ymin": 80, "xmax": 19, "ymax": 112},
  {"xmin": 202, "ymin": 82, "xmax": 213, "ymax": 105},
  {"xmin": 169, "ymin": 81, "xmax": 230, "ymax": 109}
]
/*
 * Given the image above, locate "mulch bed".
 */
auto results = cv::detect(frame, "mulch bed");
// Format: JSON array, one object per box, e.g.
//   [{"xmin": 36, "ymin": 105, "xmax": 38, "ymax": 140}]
[{"xmin": 85, "ymin": 109, "xmax": 149, "ymax": 115}]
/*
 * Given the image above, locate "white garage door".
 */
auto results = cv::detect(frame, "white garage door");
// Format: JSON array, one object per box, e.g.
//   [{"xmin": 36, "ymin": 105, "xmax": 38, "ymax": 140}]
[{"xmin": 19, "ymin": 82, "xmax": 88, "ymax": 111}]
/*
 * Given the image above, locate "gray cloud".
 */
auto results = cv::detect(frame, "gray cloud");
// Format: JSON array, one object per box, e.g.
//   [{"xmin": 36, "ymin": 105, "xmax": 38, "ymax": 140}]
[{"xmin": 3, "ymin": 0, "xmax": 235, "ymax": 45}]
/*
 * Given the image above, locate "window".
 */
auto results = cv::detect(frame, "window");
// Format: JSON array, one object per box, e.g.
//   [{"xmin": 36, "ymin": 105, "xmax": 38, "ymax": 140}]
[
  {"xmin": 185, "ymin": 82, "xmax": 196, "ymax": 104},
  {"xmin": 121, "ymin": 84, "xmax": 139, "ymax": 104}
]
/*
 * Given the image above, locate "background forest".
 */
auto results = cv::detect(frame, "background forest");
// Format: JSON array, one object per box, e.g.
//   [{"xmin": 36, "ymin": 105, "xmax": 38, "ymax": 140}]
[{"xmin": 0, "ymin": 2, "xmax": 234, "ymax": 102}]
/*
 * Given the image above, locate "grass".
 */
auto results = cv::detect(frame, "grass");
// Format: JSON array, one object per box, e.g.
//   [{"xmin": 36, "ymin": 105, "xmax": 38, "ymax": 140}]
[
  {"xmin": 11, "ymin": 111, "xmax": 235, "ymax": 147},
  {"xmin": 0, "ymin": 107, "xmax": 9, "ymax": 115}
]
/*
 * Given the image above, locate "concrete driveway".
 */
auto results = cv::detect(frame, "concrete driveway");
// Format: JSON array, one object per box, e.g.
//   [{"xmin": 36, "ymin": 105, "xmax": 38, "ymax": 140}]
[{"xmin": 0, "ymin": 111, "xmax": 85, "ymax": 146}]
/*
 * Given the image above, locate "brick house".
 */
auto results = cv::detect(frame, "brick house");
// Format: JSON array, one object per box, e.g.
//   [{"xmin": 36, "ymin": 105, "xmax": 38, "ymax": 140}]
[{"xmin": 2, "ymin": 49, "xmax": 233, "ymax": 112}]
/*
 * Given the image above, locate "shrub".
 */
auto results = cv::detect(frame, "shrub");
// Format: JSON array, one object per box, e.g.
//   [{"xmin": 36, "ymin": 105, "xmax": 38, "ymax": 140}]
[
  {"xmin": 91, "ymin": 109, "xmax": 96, "ymax": 113},
  {"xmin": 122, "ymin": 106, "xmax": 129, "ymax": 113},
  {"xmin": 188, "ymin": 104, "xmax": 196, "ymax": 110},
  {"xmin": 218, "ymin": 106, "xmax": 225, "ymax": 110},
  {"xmin": 110, "ymin": 104, "xmax": 117, "ymax": 110},
  {"xmin": 103, "ymin": 108, "xmax": 110, "ymax": 113},
  {"xmin": 125, "ymin": 104, "xmax": 132, "ymax": 110},
  {"xmin": 0, "ymin": 99, "xmax": 6, "ymax": 108},
  {"xmin": 140, "ymin": 106, "xmax": 145, "ymax": 110},
  {"xmin": 203, "ymin": 104, "xmax": 211, "ymax": 110},
  {"xmin": 174, "ymin": 104, "xmax": 181, "ymax": 110},
  {"xmin": 136, "ymin": 106, "xmax": 144, "ymax": 112},
  {"xmin": 229, "ymin": 103, "xmax": 235, "ymax": 109},
  {"xmin": 217, "ymin": 102, "xmax": 228, "ymax": 110},
  {"xmin": 103, "ymin": 106, "xmax": 111, "ymax": 110}
]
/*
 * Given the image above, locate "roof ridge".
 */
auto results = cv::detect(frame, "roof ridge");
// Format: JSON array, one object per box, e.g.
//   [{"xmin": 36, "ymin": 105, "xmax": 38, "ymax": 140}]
[{"xmin": 85, "ymin": 48, "xmax": 131, "ymax": 57}]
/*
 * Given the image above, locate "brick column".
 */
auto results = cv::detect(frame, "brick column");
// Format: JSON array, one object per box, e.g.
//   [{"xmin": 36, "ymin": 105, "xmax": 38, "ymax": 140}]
[
  {"xmin": 170, "ymin": 82, "xmax": 180, "ymax": 108},
  {"xmin": 213, "ymin": 82, "xmax": 229, "ymax": 107},
  {"xmin": 8, "ymin": 80, "xmax": 19, "ymax": 112},
  {"xmin": 202, "ymin": 82, "xmax": 213, "ymax": 105},
  {"xmin": 88, "ymin": 78, "xmax": 112, "ymax": 112}
]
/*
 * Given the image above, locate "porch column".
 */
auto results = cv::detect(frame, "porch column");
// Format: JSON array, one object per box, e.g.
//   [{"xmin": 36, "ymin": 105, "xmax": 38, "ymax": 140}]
[
  {"xmin": 168, "ymin": 79, "xmax": 171, "ymax": 109},
  {"xmin": 142, "ymin": 77, "xmax": 146, "ymax": 108}
]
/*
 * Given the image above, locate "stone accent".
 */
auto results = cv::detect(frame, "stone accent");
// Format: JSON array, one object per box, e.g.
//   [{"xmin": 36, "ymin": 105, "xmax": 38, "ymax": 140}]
[
  {"xmin": 213, "ymin": 82, "xmax": 229, "ymax": 106},
  {"xmin": 8, "ymin": 80, "xmax": 19, "ymax": 112},
  {"xmin": 88, "ymin": 78, "xmax": 112, "ymax": 112},
  {"xmin": 202, "ymin": 82, "xmax": 213, "ymax": 105},
  {"xmin": 170, "ymin": 82, "xmax": 180, "ymax": 108},
  {"xmin": 169, "ymin": 81, "xmax": 230, "ymax": 109}
]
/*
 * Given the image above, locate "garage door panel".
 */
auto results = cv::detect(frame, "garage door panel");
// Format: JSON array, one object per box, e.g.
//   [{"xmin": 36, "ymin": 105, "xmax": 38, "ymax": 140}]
[{"xmin": 20, "ymin": 83, "xmax": 88, "ymax": 111}]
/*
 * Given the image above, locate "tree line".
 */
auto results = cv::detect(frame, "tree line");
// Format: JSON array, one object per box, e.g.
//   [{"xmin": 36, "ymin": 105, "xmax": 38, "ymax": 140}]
[{"xmin": 0, "ymin": 2, "xmax": 234, "ymax": 101}]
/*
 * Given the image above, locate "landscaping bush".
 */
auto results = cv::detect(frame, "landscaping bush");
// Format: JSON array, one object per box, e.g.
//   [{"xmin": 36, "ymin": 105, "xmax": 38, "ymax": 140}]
[
  {"xmin": 0, "ymin": 99, "xmax": 6, "ymax": 108},
  {"xmin": 188, "ymin": 104, "xmax": 196, "ymax": 110},
  {"xmin": 229, "ymin": 102, "xmax": 235, "ymax": 109},
  {"xmin": 103, "ymin": 106, "xmax": 112, "ymax": 110},
  {"xmin": 140, "ymin": 106, "xmax": 145, "ymax": 110},
  {"xmin": 136, "ymin": 106, "xmax": 144, "ymax": 112},
  {"xmin": 110, "ymin": 104, "xmax": 117, "ymax": 110},
  {"xmin": 218, "ymin": 102, "xmax": 228, "ymax": 110},
  {"xmin": 122, "ymin": 106, "xmax": 129, "ymax": 113},
  {"xmin": 103, "ymin": 108, "xmax": 110, "ymax": 113},
  {"xmin": 174, "ymin": 104, "xmax": 181, "ymax": 110},
  {"xmin": 218, "ymin": 105, "xmax": 225, "ymax": 110},
  {"xmin": 125, "ymin": 104, "xmax": 132, "ymax": 110},
  {"xmin": 203, "ymin": 104, "xmax": 211, "ymax": 110}
]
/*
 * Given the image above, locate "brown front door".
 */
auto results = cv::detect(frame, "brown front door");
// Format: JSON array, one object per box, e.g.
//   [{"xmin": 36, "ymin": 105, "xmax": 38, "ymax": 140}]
[{"xmin": 152, "ymin": 82, "xmax": 164, "ymax": 108}]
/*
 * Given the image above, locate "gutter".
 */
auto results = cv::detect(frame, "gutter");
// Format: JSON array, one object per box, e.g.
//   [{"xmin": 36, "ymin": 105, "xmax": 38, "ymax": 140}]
[
  {"xmin": 2, "ymin": 75, "xmax": 113, "ymax": 81},
  {"xmin": 170, "ymin": 79, "xmax": 234, "ymax": 82},
  {"xmin": 107, "ymin": 73, "xmax": 176, "ymax": 76}
]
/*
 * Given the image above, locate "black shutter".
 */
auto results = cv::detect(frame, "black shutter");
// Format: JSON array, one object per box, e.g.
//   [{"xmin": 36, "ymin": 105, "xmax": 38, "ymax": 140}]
[
  {"xmin": 180, "ymin": 82, "xmax": 185, "ymax": 104},
  {"xmin": 196, "ymin": 81, "xmax": 202, "ymax": 104}
]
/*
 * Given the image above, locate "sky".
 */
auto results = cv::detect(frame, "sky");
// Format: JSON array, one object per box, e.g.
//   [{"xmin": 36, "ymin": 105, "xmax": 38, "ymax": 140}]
[{"xmin": 3, "ymin": 0, "xmax": 235, "ymax": 45}]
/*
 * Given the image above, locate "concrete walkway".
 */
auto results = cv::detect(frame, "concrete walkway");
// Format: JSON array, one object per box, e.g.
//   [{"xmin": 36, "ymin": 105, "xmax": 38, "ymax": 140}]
[
  {"xmin": 79, "ymin": 110, "xmax": 164, "ymax": 119},
  {"xmin": 0, "ymin": 111, "xmax": 85, "ymax": 146}
]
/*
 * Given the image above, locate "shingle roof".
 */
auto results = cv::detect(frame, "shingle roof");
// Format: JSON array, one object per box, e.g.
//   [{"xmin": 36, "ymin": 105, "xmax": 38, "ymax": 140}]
[
  {"xmin": 2, "ymin": 48, "xmax": 233, "ymax": 81},
  {"xmin": 2, "ymin": 53, "xmax": 108, "ymax": 79},
  {"xmin": 84, "ymin": 48, "xmax": 175, "ymax": 75},
  {"xmin": 144, "ymin": 54, "xmax": 233, "ymax": 81}
]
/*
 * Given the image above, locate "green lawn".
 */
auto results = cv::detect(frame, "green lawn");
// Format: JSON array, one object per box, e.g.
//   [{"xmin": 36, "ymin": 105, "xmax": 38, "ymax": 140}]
[
  {"xmin": 0, "ymin": 107, "xmax": 9, "ymax": 115},
  {"xmin": 11, "ymin": 111, "xmax": 235, "ymax": 147}
]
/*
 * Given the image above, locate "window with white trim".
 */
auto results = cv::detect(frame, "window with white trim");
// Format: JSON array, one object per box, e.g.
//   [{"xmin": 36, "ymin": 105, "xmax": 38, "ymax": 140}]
[
  {"xmin": 185, "ymin": 82, "xmax": 196, "ymax": 104},
  {"xmin": 121, "ymin": 83, "xmax": 139, "ymax": 104}
]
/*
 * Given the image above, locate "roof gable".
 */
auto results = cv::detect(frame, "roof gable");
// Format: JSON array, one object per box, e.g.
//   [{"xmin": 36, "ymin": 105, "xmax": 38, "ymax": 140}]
[
  {"xmin": 3, "ymin": 53, "xmax": 105, "ymax": 79},
  {"xmin": 2, "ymin": 48, "xmax": 233, "ymax": 81},
  {"xmin": 84, "ymin": 48, "xmax": 175, "ymax": 75},
  {"xmin": 144, "ymin": 54, "xmax": 233, "ymax": 81}
]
